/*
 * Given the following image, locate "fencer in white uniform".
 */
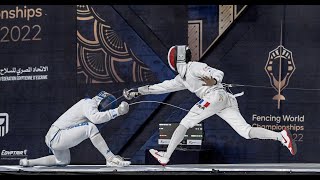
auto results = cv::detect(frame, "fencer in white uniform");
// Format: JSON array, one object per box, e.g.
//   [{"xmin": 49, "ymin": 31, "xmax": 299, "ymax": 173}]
[
  {"xmin": 19, "ymin": 91, "xmax": 131, "ymax": 167},
  {"xmin": 124, "ymin": 45, "xmax": 297, "ymax": 166}
]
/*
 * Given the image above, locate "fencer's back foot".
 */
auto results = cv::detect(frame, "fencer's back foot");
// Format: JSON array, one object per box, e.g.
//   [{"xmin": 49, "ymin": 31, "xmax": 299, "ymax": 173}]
[
  {"xmin": 19, "ymin": 158, "xmax": 32, "ymax": 167},
  {"xmin": 281, "ymin": 128, "xmax": 297, "ymax": 155}
]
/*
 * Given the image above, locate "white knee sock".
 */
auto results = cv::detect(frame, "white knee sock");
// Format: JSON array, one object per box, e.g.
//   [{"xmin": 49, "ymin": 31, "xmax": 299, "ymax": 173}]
[
  {"xmin": 28, "ymin": 155, "xmax": 58, "ymax": 166},
  {"xmin": 90, "ymin": 133, "xmax": 114, "ymax": 161},
  {"xmin": 164, "ymin": 124, "xmax": 188, "ymax": 159},
  {"xmin": 249, "ymin": 127, "xmax": 283, "ymax": 141}
]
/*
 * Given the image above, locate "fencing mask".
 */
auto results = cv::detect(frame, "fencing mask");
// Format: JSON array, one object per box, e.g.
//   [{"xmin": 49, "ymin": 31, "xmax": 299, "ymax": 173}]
[
  {"xmin": 167, "ymin": 45, "xmax": 192, "ymax": 77},
  {"xmin": 93, "ymin": 91, "xmax": 117, "ymax": 112}
]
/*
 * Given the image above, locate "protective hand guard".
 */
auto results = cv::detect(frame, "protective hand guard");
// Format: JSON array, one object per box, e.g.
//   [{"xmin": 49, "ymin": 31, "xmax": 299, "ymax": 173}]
[
  {"xmin": 123, "ymin": 88, "xmax": 141, "ymax": 100},
  {"xmin": 118, "ymin": 101, "xmax": 129, "ymax": 115}
]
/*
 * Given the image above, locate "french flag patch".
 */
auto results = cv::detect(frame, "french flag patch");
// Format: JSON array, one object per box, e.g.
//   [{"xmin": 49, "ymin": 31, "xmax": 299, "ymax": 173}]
[{"xmin": 197, "ymin": 99, "xmax": 210, "ymax": 109}]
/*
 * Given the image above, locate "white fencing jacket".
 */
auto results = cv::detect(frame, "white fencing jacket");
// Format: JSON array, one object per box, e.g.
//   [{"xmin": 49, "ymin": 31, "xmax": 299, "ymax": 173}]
[
  {"xmin": 52, "ymin": 99, "xmax": 120, "ymax": 130},
  {"xmin": 139, "ymin": 62, "xmax": 224, "ymax": 99}
]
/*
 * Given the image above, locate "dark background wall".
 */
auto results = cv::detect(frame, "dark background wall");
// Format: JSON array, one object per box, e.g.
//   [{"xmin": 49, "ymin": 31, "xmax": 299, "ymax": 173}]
[
  {"xmin": 0, "ymin": 5, "xmax": 77, "ymax": 164},
  {"xmin": 1, "ymin": 5, "xmax": 320, "ymax": 165}
]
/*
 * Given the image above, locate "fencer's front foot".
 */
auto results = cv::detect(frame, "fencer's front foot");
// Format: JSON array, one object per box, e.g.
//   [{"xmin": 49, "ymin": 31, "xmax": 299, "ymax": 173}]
[
  {"xmin": 19, "ymin": 158, "xmax": 33, "ymax": 167},
  {"xmin": 280, "ymin": 128, "xmax": 297, "ymax": 155},
  {"xmin": 149, "ymin": 149, "xmax": 169, "ymax": 166},
  {"xmin": 106, "ymin": 155, "xmax": 131, "ymax": 167}
]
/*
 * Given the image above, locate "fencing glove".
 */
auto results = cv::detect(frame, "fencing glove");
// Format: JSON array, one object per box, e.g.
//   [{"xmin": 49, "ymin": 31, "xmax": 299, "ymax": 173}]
[{"xmin": 117, "ymin": 101, "xmax": 129, "ymax": 115}]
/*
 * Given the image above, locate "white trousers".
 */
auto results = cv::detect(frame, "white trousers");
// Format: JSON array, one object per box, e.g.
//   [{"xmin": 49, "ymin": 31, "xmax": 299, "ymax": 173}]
[
  {"xmin": 44, "ymin": 122, "xmax": 99, "ymax": 165},
  {"xmin": 180, "ymin": 89, "xmax": 252, "ymax": 139}
]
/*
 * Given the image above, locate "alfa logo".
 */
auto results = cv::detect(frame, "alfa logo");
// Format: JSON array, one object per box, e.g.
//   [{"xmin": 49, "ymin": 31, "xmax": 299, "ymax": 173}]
[{"xmin": 265, "ymin": 45, "xmax": 295, "ymax": 109}]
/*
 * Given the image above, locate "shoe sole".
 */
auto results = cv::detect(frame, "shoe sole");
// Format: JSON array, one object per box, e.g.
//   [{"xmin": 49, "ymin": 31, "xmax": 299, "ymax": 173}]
[
  {"xmin": 106, "ymin": 163, "xmax": 131, "ymax": 167},
  {"xmin": 285, "ymin": 129, "xmax": 297, "ymax": 155}
]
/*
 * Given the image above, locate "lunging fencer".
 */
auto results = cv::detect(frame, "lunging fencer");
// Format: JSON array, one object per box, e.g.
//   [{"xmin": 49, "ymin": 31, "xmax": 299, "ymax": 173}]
[
  {"xmin": 124, "ymin": 45, "xmax": 297, "ymax": 166},
  {"xmin": 19, "ymin": 91, "xmax": 131, "ymax": 167}
]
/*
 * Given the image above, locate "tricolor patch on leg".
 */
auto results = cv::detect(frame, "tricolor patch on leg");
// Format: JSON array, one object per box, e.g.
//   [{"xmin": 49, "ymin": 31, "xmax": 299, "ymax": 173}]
[{"xmin": 197, "ymin": 99, "xmax": 210, "ymax": 109}]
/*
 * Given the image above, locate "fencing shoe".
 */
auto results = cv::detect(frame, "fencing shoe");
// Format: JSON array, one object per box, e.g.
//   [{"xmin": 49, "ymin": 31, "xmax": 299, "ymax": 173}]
[
  {"xmin": 19, "ymin": 158, "xmax": 32, "ymax": 167},
  {"xmin": 280, "ymin": 128, "xmax": 297, "ymax": 155},
  {"xmin": 149, "ymin": 149, "xmax": 169, "ymax": 166},
  {"xmin": 106, "ymin": 155, "xmax": 131, "ymax": 167}
]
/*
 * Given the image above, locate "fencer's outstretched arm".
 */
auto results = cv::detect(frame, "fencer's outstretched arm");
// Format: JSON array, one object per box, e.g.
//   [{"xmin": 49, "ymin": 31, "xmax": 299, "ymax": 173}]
[
  {"xmin": 139, "ymin": 75, "xmax": 186, "ymax": 95},
  {"xmin": 123, "ymin": 76, "xmax": 186, "ymax": 100},
  {"xmin": 83, "ymin": 101, "xmax": 129, "ymax": 124}
]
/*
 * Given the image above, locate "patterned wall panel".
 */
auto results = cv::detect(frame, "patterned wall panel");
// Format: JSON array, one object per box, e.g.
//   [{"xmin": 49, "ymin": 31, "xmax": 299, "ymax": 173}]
[
  {"xmin": 77, "ymin": 5, "xmax": 156, "ymax": 84},
  {"xmin": 188, "ymin": 5, "xmax": 247, "ymax": 60},
  {"xmin": 188, "ymin": 20, "xmax": 202, "ymax": 61},
  {"xmin": 219, "ymin": 5, "xmax": 234, "ymax": 35},
  {"xmin": 188, "ymin": 5, "xmax": 219, "ymax": 59}
]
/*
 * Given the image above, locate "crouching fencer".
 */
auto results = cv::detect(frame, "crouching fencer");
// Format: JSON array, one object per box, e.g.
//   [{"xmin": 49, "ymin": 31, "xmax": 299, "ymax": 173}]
[
  {"xmin": 19, "ymin": 91, "xmax": 131, "ymax": 167},
  {"xmin": 124, "ymin": 45, "xmax": 297, "ymax": 166}
]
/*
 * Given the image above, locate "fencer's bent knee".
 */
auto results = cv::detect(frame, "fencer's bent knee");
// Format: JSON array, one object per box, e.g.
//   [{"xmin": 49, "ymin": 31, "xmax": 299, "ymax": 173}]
[
  {"xmin": 62, "ymin": 158, "xmax": 71, "ymax": 165},
  {"xmin": 88, "ymin": 122, "xmax": 99, "ymax": 138},
  {"xmin": 45, "ymin": 125, "xmax": 60, "ymax": 148},
  {"xmin": 56, "ymin": 157, "xmax": 70, "ymax": 166},
  {"xmin": 55, "ymin": 156, "xmax": 70, "ymax": 166},
  {"xmin": 54, "ymin": 150, "xmax": 71, "ymax": 166}
]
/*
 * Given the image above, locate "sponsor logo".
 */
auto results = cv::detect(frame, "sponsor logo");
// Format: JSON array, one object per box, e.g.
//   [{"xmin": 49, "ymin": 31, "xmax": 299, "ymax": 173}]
[
  {"xmin": 1, "ymin": 149, "xmax": 28, "ymax": 160},
  {"xmin": 0, "ymin": 113, "xmax": 9, "ymax": 137},
  {"xmin": 265, "ymin": 45, "xmax": 295, "ymax": 109}
]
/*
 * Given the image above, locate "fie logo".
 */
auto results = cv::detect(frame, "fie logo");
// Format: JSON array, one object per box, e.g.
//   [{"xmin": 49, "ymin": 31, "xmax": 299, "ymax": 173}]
[
  {"xmin": 265, "ymin": 45, "xmax": 295, "ymax": 109},
  {"xmin": 0, "ymin": 113, "xmax": 9, "ymax": 137}
]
